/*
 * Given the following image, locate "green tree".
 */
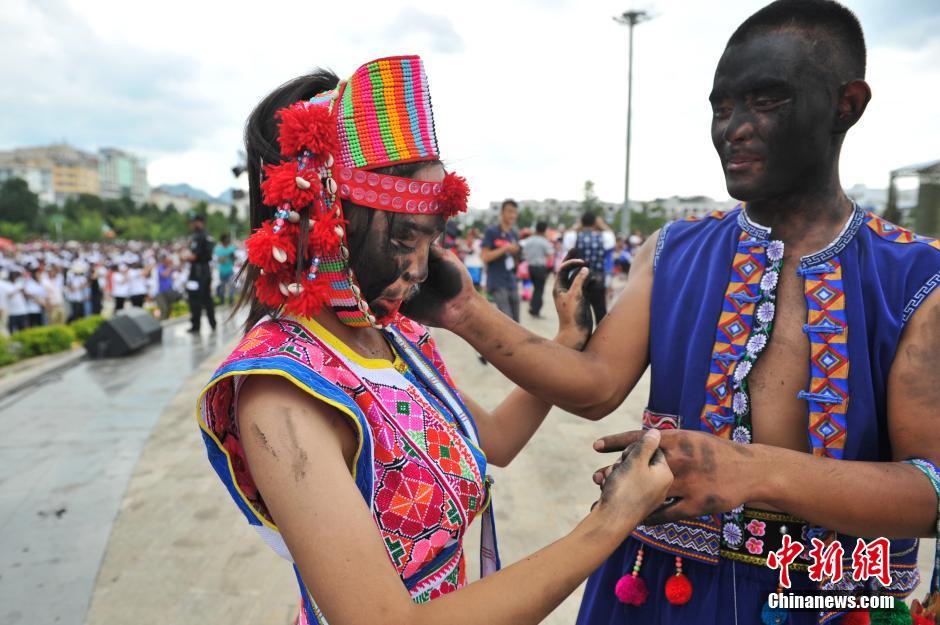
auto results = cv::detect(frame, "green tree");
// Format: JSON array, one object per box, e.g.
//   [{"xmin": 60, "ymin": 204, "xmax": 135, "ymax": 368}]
[
  {"xmin": 0, "ymin": 178, "xmax": 40, "ymax": 227},
  {"xmin": 582, "ymin": 180, "xmax": 600, "ymax": 214}
]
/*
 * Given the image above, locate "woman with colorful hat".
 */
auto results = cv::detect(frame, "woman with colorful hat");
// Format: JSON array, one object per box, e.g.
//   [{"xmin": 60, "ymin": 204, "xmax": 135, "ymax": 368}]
[{"xmin": 196, "ymin": 56, "xmax": 672, "ymax": 624}]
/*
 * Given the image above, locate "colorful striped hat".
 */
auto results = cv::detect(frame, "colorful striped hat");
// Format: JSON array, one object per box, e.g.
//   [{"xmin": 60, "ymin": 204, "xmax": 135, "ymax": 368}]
[{"xmin": 334, "ymin": 55, "xmax": 439, "ymax": 171}]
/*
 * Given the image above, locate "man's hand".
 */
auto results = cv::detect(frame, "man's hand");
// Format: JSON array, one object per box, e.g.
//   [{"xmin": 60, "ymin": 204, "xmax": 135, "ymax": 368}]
[
  {"xmin": 400, "ymin": 244, "xmax": 480, "ymax": 329},
  {"xmin": 553, "ymin": 256, "xmax": 592, "ymax": 349},
  {"xmin": 592, "ymin": 429, "xmax": 763, "ymax": 524}
]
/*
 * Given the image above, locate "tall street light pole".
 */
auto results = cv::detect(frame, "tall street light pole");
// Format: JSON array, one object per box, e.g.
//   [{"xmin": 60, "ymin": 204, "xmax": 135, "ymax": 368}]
[{"xmin": 614, "ymin": 9, "xmax": 650, "ymax": 236}]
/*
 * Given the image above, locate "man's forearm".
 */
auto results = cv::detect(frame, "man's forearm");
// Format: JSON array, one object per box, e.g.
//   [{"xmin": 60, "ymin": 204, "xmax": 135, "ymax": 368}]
[
  {"xmin": 453, "ymin": 296, "xmax": 608, "ymax": 412},
  {"xmin": 754, "ymin": 444, "xmax": 937, "ymax": 538}
]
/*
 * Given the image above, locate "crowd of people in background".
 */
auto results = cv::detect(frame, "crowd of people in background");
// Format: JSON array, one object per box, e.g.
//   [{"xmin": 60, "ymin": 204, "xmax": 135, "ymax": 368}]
[
  {"xmin": 0, "ymin": 224, "xmax": 246, "ymax": 337},
  {"xmin": 454, "ymin": 199, "xmax": 646, "ymax": 329},
  {"xmin": 0, "ymin": 201, "xmax": 641, "ymax": 342}
]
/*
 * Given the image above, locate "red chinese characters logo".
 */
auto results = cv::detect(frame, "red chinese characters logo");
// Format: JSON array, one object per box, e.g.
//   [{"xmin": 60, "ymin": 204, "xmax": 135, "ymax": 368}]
[
  {"xmin": 850, "ymin": 537, "xmax": 891, "ymax": 586},
  {"xmin": 766, "ymin": 534, "xmax": 804, "ymax": 588},
  {"xmin": 767, "ymin": 536, "xmax": 891, "ymax": 588},
  {"xmin": 807, "ymin": 537, "xmax": 844, "ymax": 583}
]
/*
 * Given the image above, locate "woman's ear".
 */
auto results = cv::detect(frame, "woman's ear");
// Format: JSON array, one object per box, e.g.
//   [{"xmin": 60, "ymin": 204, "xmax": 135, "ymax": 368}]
[{"xmin": 833, "ymin": 79, "xmax": 871, "ymax": 134}]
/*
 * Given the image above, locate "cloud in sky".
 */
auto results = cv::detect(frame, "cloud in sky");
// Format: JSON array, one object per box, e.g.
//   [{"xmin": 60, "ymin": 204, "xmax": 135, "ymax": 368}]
[{"xmin": 1, "ymin": 0, "xmax": 938, "ymax": 207}]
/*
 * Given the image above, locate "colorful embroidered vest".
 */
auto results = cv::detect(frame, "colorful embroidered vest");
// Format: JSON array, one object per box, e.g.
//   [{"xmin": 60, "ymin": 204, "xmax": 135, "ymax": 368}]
[
  {"xmin": 637, "ymin": 206, "xmax": 940, "ymax": 601},
  {"xmin": 197, "ymin": 314, "xmax": 497, "ymax": 624}
]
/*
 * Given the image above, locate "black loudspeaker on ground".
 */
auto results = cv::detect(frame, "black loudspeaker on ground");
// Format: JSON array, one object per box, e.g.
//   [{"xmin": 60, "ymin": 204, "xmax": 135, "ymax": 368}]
[{"xmin": 84, "ymin": 309, "xmax": 163, "ymax": 358}]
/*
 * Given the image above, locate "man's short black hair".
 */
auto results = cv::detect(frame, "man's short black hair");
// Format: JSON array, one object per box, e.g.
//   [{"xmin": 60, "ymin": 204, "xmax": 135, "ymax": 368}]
[
  {"xmin": 535, "ymin": 221, "xmax": 548, "ymax": 234},
  {"xmin": 581, "ymin": 212, "xmax": 597, "ymax": 227},
  {"xmin": 501, "ymin": 199, "xmax": 518, "ymax": 212},
  {"xmin": 728, "ymin": 0, "xmax": 866, "ymax": 81}
]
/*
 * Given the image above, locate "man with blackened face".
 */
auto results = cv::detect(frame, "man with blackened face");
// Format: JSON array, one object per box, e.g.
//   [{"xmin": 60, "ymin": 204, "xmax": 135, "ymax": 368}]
[{"xmin": 408, "ymin": 1, "xmax": 940, "ymax": 623}]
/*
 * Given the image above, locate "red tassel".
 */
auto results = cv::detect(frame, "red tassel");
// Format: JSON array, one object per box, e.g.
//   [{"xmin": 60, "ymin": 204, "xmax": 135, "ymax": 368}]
[
  {"xmin": 275, "ymin": 102, "xmax": 340, "ymax": 158},
  {"xmin": 840, "ymin": 609, "xmax": 870, "ymax": 625},
  {"xmin": 282, "ymin": 278, "xmax": 330, "ymax": 318},
  {"xmin": 615, "ymin": 545, "xmax": 648, "ymax": 606},
  {"xmin": 615, "ymin": 574, "xmax": 648, "ymax": 606},
  {"xmin": 665, "ymin": 574, "xmax": 693, "ymax": 605},
  {"xmin": 438, "ymin": 172, "xmax": 469, "ymax": 217},
  {"xmin": 254, "ymin": 272, "xmax": 287, "ymax": 309},
  {"xmin": 308, "ymin": 211, "xmax": 346, "ymax": 255},
  {"xmin": 910, "ymin": 615, "xmax": 933, "ymax": 625},
  {"xmin": 261, "ymin": 162, "xmax": 323, "ymax": 208},
  {"xmin": 245, "ymin": 221, "xmax": 298, "ymax": 274}
]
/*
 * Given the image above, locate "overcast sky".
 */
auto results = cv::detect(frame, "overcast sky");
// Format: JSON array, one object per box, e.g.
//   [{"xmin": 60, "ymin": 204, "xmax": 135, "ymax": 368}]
[{"xmin": 2, "ymin": 0, "xmax": 938, "ymax": 208}]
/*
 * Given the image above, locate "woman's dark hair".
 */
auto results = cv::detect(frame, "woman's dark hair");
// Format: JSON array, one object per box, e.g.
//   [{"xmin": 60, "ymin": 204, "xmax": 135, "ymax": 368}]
[{"xmin": 235, "ymin": 69, "xmax": 442, "ymax": 331}]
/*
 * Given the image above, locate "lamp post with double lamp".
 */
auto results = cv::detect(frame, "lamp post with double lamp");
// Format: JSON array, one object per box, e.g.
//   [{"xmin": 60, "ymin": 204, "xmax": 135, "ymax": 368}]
[{"xmin": 614, "ymin": 9, "xmax": 651, "ymax": 236}]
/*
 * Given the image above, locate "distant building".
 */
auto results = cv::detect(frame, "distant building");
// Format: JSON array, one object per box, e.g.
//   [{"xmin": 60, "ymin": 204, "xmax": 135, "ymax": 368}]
[
  {"xmin": 98, "ymin": 147, "xmax": 149, "ymax": 203},
  {"xmin": 486, "ymin": 198, "xmax": 638, "ymax": 225},
  {"xmin": 150, "ymin": 185, "xmax": 232, "ymax": 217},
  {"xmin": 645, "ymin": 195, "xmax": 738, "ymax": 220},
  {"xmin": 0, "ymin": 144, "xmax": 100, "ymax": 204},
  {"xmin": 0, "ymin": 153, "xmax": 55, "ymax": 204}
]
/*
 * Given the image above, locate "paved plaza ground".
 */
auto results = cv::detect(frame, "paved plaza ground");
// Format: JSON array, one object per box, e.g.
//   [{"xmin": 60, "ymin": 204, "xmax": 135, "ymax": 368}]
[{"xmin": 1, "ymin": 284, "xmax": 934, "ymax": 624}]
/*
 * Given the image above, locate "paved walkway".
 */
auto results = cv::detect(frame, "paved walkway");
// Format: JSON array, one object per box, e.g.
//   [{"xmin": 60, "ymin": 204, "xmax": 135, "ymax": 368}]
[{"xmin": 0, "ymin": 316, "xmax": 244, "ymax": 625}]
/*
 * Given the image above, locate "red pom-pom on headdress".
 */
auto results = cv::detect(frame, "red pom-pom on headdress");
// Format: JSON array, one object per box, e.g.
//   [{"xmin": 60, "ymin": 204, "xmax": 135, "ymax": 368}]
[
  {"xmin": 245, "ymin": 221, "xmax": 298, "ymax": 274},
  {"xmin": 261, "ymin": 162, "xmax": 323, "ymax": 208},
  {"xmin": 309, "ymin": 211, "xmax": 346, "ymax": 255},
  {"xmin": 254, "ymin": 271, "xmax": 289, "ymax": 309},
  {"xmin": 281, "ymin": 278, "xmax": 330, "ymax": 319},
  {"xmin": 438, "ymin": 172, "xmax": 469, "ymax": 217},
  {"xmin": 275, "ymin": 102, "xmax": 340, "ymax": 158}
]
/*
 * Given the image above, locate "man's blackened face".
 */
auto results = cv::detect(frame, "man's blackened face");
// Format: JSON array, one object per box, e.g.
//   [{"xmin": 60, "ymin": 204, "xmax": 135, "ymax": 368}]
[
  {"xmin": 710, "ymin": 30, "xmax": 839, "ymax": 201},
  {"xmin": 348, "ymin": 164, "xmax": 446, "ymax": 321}
]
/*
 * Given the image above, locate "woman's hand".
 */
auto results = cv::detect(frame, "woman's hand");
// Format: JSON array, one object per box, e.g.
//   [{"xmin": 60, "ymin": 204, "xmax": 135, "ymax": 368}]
[
  {"xmin": 553, "ymin": 256, "xmax": 593, "ymax": 350},
  {"xmin": 594, "ymin": 429, "xmax": 674, "ymax": 531},
  {"xmin": 401, "ymin": 244, "xmax": 482, "ymax": 330}
]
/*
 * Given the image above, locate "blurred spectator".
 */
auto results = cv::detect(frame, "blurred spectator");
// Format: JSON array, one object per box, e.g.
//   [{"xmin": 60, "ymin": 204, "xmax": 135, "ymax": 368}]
[
  {"xmin": 482, "ymin": 200, "xmax": 521, "ymax": 321},
  {"xmin": 571, "ymin": 212, "xmax": 615, "ymax": 323},
  {"xmin": 214, "ymin": 234, "xmax": 237, "ymax": 305},
  {"xmin": 521, "ymin": 221, "xmax": 553, "ymax": 318}
]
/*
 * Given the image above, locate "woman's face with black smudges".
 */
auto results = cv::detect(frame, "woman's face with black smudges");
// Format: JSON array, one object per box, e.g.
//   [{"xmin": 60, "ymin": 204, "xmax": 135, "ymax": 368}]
[{"xmin": 348, "ymin": 164, "xmax": 446, "ymax": 321}]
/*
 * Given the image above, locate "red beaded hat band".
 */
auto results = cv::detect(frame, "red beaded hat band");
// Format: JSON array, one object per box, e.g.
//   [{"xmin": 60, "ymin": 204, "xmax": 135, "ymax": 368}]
[{"xmin": 335, "ymin": 166, "xmax": 469, "ymax": 216}]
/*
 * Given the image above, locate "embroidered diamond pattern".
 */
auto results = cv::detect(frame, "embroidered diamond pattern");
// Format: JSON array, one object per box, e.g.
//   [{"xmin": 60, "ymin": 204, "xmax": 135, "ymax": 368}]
[
  {"xmin": 397, "ymin": 400, "xmax": 411, "ymax": 415},
  {"xmin": 808, "ymin": 283, "xmax": 842, "ymax": 309},
  {"xmin": 810, "ymin": 416, "xmax": 845, "ymax": 443},
  {"xmin": 734, "ymin": 256, "xmax": 760, "ymax": 280},
  {"xmin": 813, "ymin": 347, "xmax": 847, "ymax": 374},
  {"xmin": 720, "ymin": 317, "xmax": 747, "ymax": 341}
]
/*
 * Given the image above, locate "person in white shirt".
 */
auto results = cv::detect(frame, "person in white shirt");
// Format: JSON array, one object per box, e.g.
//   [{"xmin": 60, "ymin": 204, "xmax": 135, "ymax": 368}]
[
  {"xmin": 127, "ymin": 262, "xmax": 148, "ymax": 308},
  {"xmin": 23, "ymin": 270, "xmax": 46, "ymax": 327},
  {"xmin": 41, "ymin": 265, "xmax": 67, "ymax": 325},
  {"xmin": 66, "ymin": 266, "xmax": 88, "ymax": 322},
  {"xmin": 0, "ymin": 272, "xmax": 13, "ymax": 338},
  {"xmin": 6, "ymin": 271, "xmax": 29, "ymax": 333},
  {"xmin": 111, "ymin": 264, "xmax": 130, "ymax": 311}
]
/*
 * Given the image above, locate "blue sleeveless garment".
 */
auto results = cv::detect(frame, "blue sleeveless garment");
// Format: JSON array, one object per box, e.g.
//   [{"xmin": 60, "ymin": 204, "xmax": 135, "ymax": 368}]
[{"xmin": 577, "ymin": 206, "xmax": 940, "ymax": 625}]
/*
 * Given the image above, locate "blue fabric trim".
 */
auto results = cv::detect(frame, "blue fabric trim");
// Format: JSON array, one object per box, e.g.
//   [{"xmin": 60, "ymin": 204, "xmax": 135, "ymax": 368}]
[
  {"xmin": 294, "ymin": 564, "xmax": 322, "ymax": 624},
  {"xmin": 796, "ymin": 262, "xmax": 836, "ymax": 277},
  {"xmin": 209, "ymin": 355, "xmax": 376, "ymax": 505},
  {"xmin": 800, "ymin": 204, "xmax": 866, "ymax": 267},
  {"xmin": 902, "ymin": 268, "xmax": 940, "ymax": 324},
  {"xmin": 653, "ymin": 221, "xmax": 672, "ymax": 272},
  {"xmin": 402, "ymin": 541, "xmax": 460, "ymax": 588},
  {"xmin": 802, "ymin": 320, "xmax": 844, "ymax": 334},
  {"xmin": 201, "ymin": 429, "xmax": 262, "ymax": 526},
  {"xmin": 737, "ymin": 208, "xmax": 771, "ymax": 239}
]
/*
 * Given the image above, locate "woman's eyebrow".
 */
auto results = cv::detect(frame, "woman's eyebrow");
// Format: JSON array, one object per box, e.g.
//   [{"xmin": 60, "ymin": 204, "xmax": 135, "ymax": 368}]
[{"xmin": 396, "ymin": 218, "xmax": 441, "ymax": 237}]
